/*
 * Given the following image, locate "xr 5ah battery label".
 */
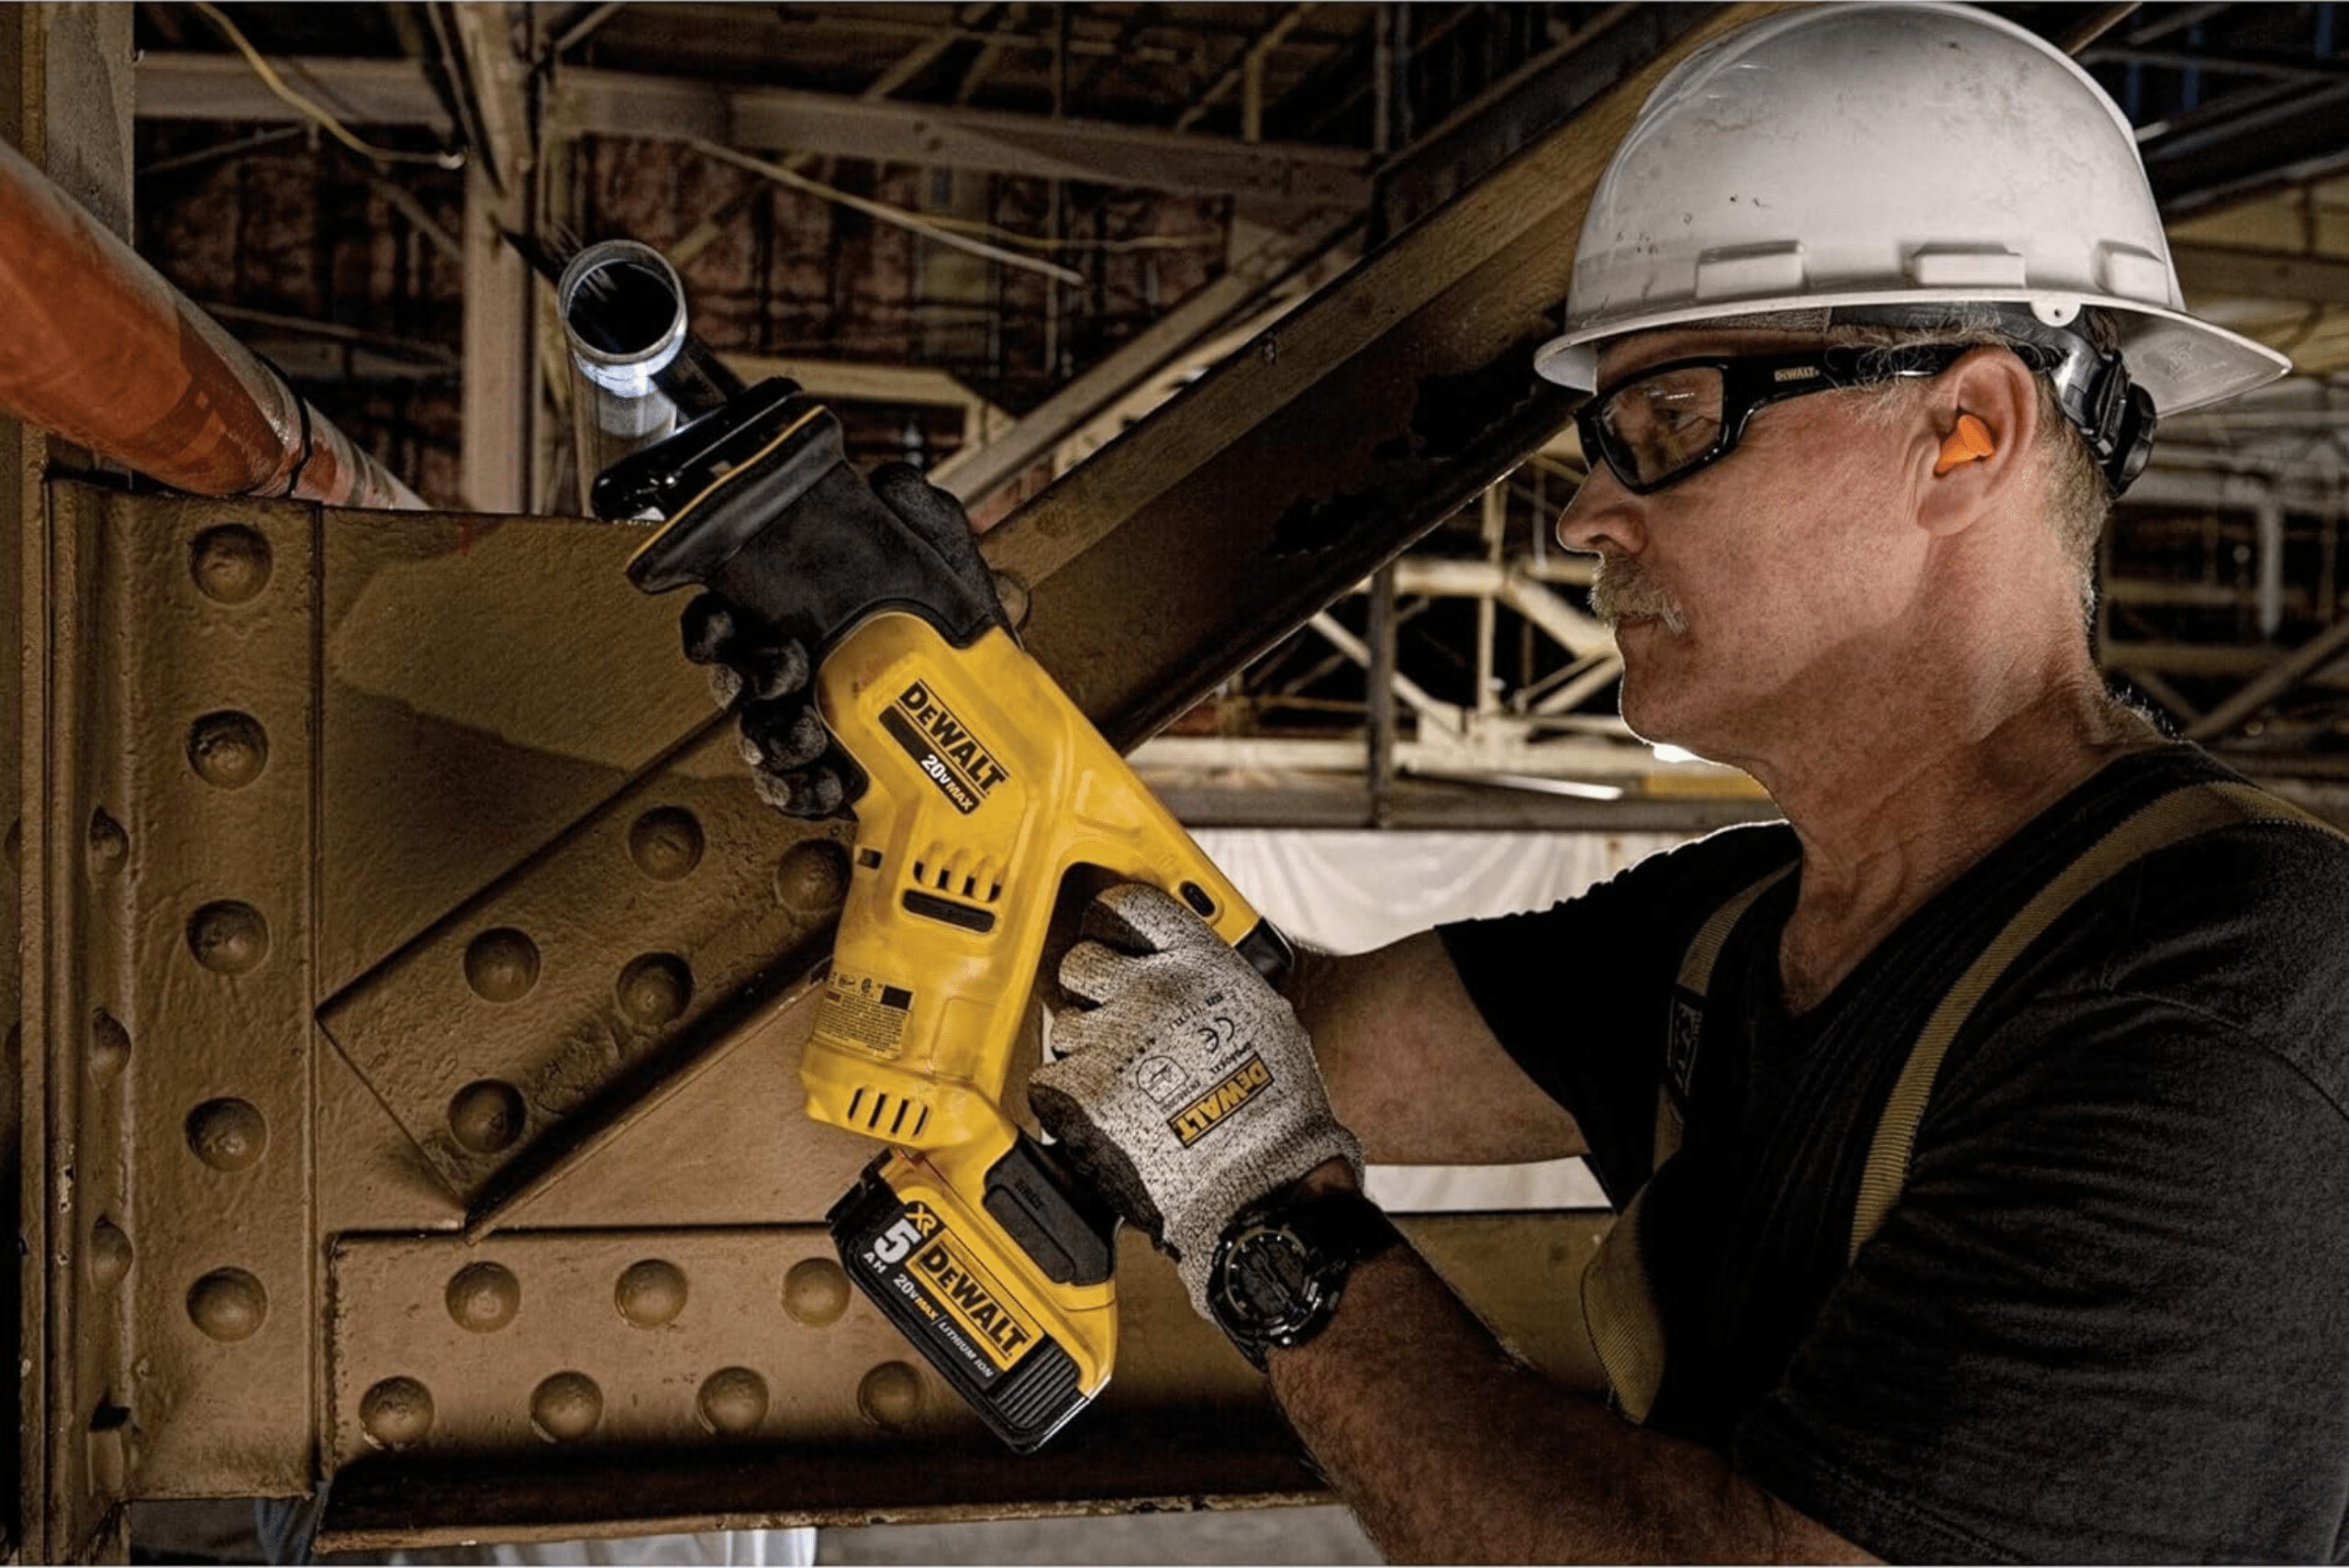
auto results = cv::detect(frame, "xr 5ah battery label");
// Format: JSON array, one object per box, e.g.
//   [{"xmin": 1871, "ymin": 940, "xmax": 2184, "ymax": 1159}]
[{"xmin": 858, "ymin": 1199, "xmax": 1040, "ymax": 1385}]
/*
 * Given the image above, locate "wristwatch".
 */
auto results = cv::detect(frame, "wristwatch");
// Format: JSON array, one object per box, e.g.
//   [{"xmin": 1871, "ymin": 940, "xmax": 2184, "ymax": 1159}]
[{"xmin": 1207, "ymin": 1188, "xmax": 1403, "ymax": 1370}]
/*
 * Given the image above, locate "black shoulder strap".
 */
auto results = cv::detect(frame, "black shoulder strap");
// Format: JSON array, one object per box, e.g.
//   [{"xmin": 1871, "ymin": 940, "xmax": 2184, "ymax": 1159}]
[{"xmin": 1656, "ymin": 862, "xmax": 1796, "ymax": 1167}]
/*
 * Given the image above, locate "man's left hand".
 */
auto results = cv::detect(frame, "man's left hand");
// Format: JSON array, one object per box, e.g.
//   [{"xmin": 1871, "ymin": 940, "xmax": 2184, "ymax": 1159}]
[{"xmin": 1030, "ymin": 884, "xmax": 1364, "ymax": 1318}]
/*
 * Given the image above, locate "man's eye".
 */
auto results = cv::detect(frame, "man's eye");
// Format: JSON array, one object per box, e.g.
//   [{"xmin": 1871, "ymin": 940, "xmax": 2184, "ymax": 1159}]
[{"xmin": 1621, "ymin": 387, "xmax": 1715, "ymax": 464}]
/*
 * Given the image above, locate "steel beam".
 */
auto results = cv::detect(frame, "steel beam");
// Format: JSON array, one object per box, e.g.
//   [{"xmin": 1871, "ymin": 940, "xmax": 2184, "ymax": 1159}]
[
  {"xmin": 2184, "ymin": 615, "xmax": 2349, "ymax": 741},
  {"xmin": 29, "ymin": 7, "xmax": 1798, "ymax": 1552},
  {"xmin": 931, "ymin": 215, "xmax": 1362, "ymax": 509},
  {"xmin": 18, "ymin": 478, "xmax": 1613, "ymax": 1555},
  {"xmin": 132, "ymin": 51, "xmax": 451, "ymax": 133},
  {"xmin": 2171, "ymin": 241, "xmax": 2349, "ymax": 307},
  {"xmin": 986, "ymin": 4, "xmax": 1794, "ymax": 747},
  {"xmin": 9, "ymin": 10, "xmax": 138, "ymax": 1562},
  {"xmin": 134, "ymin": 52, "xmax": 1373, "ymax": 208}
]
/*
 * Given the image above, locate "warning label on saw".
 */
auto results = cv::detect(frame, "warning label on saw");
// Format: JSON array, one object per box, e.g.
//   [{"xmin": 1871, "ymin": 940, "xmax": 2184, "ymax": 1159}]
[{"xmin": 819, "ymin": 971, "xmax": 913, "ymax": 1058}]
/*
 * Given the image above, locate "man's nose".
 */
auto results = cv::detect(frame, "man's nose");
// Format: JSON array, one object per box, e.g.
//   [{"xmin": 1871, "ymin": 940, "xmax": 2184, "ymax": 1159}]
[{"xmin": 1554, "ymin": 466, "xmax": 1647, "ymax": 556}]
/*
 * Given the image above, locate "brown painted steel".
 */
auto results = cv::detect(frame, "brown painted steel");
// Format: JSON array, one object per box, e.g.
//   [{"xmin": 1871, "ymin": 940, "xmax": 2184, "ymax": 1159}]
[
  {"xmin": 0, "ymin": 137, "xmax": 421, "ymax": 511},
  {"xmin": 21, "ymin": 479, "xmax": 1605, "ymax": 1558},
  {"xmin": 20, "ymin": 7, "xmax": 1790, "ymax": 1554}
]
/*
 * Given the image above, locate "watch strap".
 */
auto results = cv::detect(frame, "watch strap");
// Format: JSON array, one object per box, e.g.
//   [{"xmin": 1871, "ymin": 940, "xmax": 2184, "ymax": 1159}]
[{"xmin": 1211, "ymin": 1189, "xmax": 1403, "ymax": 1370}]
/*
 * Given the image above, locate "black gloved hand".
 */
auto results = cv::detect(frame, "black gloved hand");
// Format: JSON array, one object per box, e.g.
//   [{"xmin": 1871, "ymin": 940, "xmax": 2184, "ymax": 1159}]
[
  {"xmin": 679, "ymin": 462, "xmax": 1006, "ymax": 819},
  {"xmin": 681, "ymin": 592, "xmax": 846, "ymax": 816}
]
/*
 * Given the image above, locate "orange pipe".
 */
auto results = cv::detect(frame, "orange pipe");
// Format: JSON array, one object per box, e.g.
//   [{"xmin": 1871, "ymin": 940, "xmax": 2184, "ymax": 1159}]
[{"xmin": 0, "ymin": 136, "xmax": 422, "ymax": 510}]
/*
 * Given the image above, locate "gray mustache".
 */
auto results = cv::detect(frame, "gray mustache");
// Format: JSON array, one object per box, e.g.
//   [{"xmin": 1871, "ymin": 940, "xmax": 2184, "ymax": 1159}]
[{"xmin": 1590, "ymin": 558, "xmax": 1688, "ymax": 635}]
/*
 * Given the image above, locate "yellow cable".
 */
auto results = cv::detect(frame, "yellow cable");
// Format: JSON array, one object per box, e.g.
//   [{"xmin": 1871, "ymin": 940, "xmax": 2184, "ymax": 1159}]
[{"xmin": 194, "ymin": 3, "xmax": 465, "ymax": 172}]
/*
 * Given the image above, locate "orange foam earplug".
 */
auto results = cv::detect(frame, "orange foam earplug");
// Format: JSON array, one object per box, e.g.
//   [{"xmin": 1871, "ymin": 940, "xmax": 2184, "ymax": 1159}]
[{"xmin": 1934, "ymin": 412, "xmax": 1996, "ymax": 475}]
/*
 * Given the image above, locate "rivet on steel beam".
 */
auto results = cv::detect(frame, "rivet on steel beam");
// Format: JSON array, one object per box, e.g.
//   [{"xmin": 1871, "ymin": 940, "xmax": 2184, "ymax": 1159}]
[
  {"xmin": 359, "ymin": 1375, "xmax": 435, "ymax": 1451},
  {"xmin": 857, "ymin": 1361, "xmax": 925, "ymax": 1429},
  {"xmin": 89, "ymin": 1010, "xmax": 131, "ymax": 1085},
  {"xmin": 185, "ymin": 1097, "xmax": 269, "ymax": 1173},
  {"xmin": 186, "ymin": 900, "xmax": 270, "ymax": 975},
  {"xmin": 186, "ymin": 1267, "xmax": 269, "ymax": 1342},
  {"xmin": 774, "ymin": 840, "xmax": 849, "ymax": 916},
  {"xmin": 696, "ymin": 1367, "xmax": 770, "ymax": 1437},
  {"xmin": 529, "ymin": 1371, "xmax": 604, "ymax": 1442},
  {"xmin": 614, "ymin": 1259, "xmax": 687, "ymax": 1329},
  {"xmin": 87, "ymin": 809, "xmax": 128, "ymax": 877},
  {"xmin": 443, "ymin": 1262, "xmax": 521, "ymax": 1333},
  {"xmin": 88, "ymin": 1218, "xmax": 133, "ymax": 1289},
  {"xmin": 628, "ymin": 806, "xmax": 705, "ymax": 881},
  {"xmin": 782, "ymin": 1258, "xmax": 850, "ymax": 1327},
  {"xmin": 446, "ymin": 1079, "xmax": 526, "ymax": 1155},
  {"xmin": 189, "ymin": 523, "xmax": 273, "ymax": 605},
  {"xmin": 616, "ymin": 952, "xmax": 692, "ymax": 1028},
  {"xmin": 463, "ymin": 927, "xmax": 542, "ymax": 1002},
  {"xmin": 187, "ymin": 711, "xmax": 270, "ymax": 791}
]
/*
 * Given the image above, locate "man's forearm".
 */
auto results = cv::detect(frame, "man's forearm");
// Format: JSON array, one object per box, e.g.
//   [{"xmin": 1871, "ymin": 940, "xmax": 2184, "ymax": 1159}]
[{"xmin": 1266, "ymin": 1244, "xmax": 1876, "ymax": 1564}]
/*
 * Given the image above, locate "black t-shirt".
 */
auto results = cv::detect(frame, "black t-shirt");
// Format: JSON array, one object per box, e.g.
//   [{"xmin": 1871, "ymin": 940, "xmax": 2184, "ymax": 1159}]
[{"xmin": 1438, "ymin": 745, "xmax": 2349, "ymax": 1562}]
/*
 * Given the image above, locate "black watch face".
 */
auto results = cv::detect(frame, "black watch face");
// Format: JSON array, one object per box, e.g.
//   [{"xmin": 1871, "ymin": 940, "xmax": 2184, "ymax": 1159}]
[{"xmin": 1217, "ymin": 1226, "xmax": 1326, "ymax": 1340}]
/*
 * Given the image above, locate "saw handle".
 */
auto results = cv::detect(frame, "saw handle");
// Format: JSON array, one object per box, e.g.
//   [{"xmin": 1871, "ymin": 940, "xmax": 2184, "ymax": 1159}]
[{"xmin": 620, "ymin": 378, "xmax": 1004, "ymax": 656}]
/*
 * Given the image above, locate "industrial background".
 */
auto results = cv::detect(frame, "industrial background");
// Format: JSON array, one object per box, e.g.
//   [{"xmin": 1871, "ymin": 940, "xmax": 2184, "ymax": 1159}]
[{"xmin": 6, "ymin": 2, "xmax": 2348, "ymax": 1562}]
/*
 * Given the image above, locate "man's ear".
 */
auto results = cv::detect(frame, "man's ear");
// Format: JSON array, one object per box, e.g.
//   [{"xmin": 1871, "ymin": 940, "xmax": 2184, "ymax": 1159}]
[{"xmin": 1915, "ymin": 346, "xmax": 2041, "ymax": 538}]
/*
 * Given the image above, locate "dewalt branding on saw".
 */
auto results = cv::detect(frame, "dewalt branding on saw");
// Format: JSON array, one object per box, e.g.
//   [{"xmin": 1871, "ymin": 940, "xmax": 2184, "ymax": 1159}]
[{"xmin": 882, "ymin": 679, "xmax": 1008, "ymax": 815}]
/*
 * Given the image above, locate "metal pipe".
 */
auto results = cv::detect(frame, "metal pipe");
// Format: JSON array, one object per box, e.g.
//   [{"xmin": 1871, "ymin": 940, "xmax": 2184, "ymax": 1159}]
[
  {"xmin": 557, "ymin": 239, "xmax": 687, "ymax": 512},
  {"xmin": 0, "ymin": 135, "xmax": 421, "ymax": 510}
]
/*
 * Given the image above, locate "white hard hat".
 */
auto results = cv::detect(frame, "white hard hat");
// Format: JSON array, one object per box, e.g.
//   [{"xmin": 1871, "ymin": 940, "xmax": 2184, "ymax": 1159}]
[{"xmin": 1534, "ymin": 2, "xmax": 2289, "ymax": 415}]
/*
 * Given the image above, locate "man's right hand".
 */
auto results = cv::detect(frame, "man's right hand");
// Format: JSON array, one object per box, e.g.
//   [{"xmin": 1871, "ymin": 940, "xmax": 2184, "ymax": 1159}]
[{"xmin": 680, "ymin": 593, "xmax": 850, "ymax": 817}]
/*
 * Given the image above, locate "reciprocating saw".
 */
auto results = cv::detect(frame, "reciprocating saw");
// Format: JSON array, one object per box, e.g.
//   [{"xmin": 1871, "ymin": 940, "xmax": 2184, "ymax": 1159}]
[{"xmin": 606, "ymin": 378, "xmax": 1291, "ymax": 1451}]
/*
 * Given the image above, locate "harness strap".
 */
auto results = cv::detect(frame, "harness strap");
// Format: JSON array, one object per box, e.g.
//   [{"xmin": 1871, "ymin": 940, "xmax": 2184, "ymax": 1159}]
[
  {"xmin": 1585, "ymin": 861, "xmax": 1793, "ymax": 1423},
  {"xmin": 1660, "ymin": 862, "xmax": 1798, "ymax": 1166},
  {"xmin": 1583, "ymin": 778, "xmax": 2344, "ymax": 1425}
]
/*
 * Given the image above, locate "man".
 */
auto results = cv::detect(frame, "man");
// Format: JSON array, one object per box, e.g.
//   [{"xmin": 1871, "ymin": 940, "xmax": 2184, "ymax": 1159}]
[
  {"xmin": 1023, "ymin": 6, "xmax": 2349, "ymax": 1562},
  {"xmin": 696, "ymin": 6, "xmax": 2349, "ymax": 1560}
]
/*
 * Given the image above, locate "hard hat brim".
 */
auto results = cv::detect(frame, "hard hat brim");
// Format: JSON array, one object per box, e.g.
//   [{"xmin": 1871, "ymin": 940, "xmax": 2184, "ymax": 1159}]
[{"xmin": 1534, "ymin": 288, "xmax": 2291, "ymax": 417}]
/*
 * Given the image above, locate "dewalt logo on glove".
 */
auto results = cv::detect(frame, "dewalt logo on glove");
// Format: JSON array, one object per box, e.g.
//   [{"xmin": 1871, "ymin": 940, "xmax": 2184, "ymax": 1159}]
[
  {"xmin": 1167, "ymin": 1055, "xmax": 1275, "ymax": 1147},
  {"xmin": 881, "ymin": 680, "xmax": 1009, "ymax": 815}
]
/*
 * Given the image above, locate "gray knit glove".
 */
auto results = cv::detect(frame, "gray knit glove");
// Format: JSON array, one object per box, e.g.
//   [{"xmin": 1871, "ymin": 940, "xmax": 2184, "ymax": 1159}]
[{"xmin": 1030, "ymin": 884, "xmax": 1364, "ymax": 1318}]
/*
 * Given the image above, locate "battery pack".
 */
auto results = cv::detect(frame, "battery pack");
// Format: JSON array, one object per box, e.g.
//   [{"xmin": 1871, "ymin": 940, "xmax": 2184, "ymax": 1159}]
[{"xmin": 828, "ymin": 1159, "xmax": 1094, "ymax": 1452}]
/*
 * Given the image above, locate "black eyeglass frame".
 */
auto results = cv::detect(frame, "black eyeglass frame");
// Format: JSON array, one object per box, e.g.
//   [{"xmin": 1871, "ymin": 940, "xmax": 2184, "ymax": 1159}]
[{"xmin": 1575, "ymin": 342, "xmax": 1975, "ymax": 495}]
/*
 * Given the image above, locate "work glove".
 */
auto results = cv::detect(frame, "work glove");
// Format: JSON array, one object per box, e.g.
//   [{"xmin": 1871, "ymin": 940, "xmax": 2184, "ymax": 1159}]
[
  {"xmin": 1030, "ymin": 884, "xmax": 1364, "ymax": 1318},
  {"xmin": 680, "ymin": 462, "xmax": 1006, "ymax": 818}
]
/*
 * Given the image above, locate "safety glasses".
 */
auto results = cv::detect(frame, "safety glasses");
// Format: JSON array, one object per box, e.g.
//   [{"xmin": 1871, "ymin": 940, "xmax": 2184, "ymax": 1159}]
[{"xmin": 1575, "ymin": 343, "xmax": 1973, "ymax": 495}]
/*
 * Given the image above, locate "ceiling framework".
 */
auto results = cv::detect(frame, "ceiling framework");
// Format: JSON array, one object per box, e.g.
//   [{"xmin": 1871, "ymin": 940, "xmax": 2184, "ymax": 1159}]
[{"xmin": 114, "ymin": 1, "xmax": 2349, "ymax": 826}]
